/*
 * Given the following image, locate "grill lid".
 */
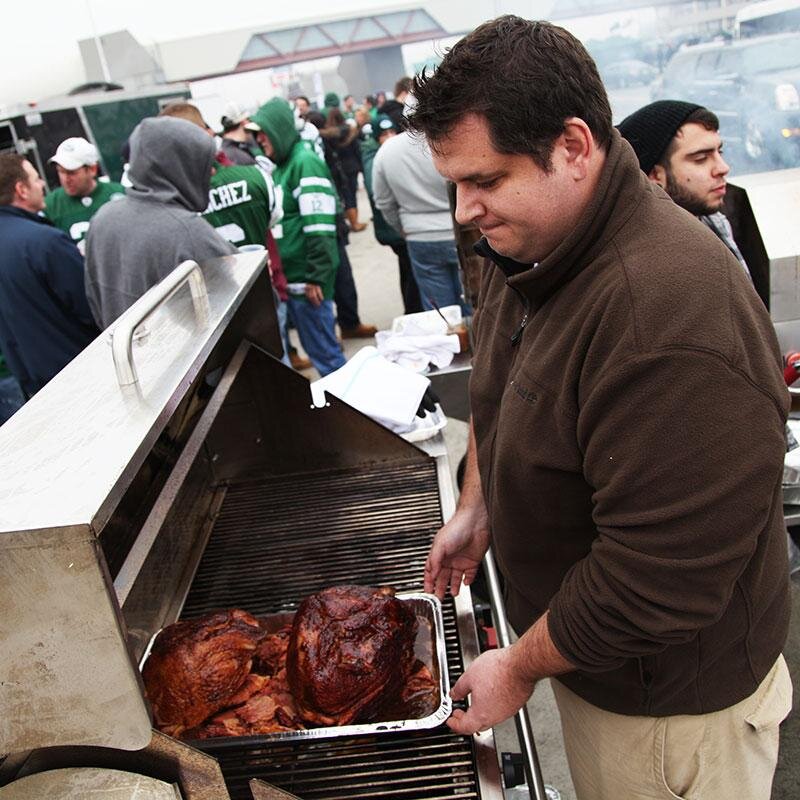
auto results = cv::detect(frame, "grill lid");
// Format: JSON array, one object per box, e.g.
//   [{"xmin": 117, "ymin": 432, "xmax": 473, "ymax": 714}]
[
  {"xmin": 0, "ymin": 251, "xmax": 268, "ymax": 536},
  {"xmin": 0, "ymin": 252, "xmax": 274, "ymax": 754}
]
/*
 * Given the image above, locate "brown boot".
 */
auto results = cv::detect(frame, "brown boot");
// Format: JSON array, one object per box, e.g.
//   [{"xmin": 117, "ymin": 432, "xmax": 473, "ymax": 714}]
[
  {"xmin": 346, "ymin": 207, "xmax": 368, "ymax": 232},
  {"xmin": 340, "ymin": 323, "xmax": 378, "ymax": 339},
  {"xmin": 289, "ymin": 351, "xmax": 312, "ymax": 370}
]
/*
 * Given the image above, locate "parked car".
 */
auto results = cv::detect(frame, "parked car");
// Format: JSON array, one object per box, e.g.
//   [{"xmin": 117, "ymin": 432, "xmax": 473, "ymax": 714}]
[
  {"xmin": 602, "ymin": 59, "xmax": 658, "ymax": 89},
  {"xmin": 652, "ymin": 32, "xmax": 800, "ymax": 170}
]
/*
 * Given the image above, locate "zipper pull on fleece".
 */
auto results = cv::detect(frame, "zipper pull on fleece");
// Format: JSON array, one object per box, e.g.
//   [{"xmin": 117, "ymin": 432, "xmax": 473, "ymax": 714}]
[
  {"xmin": 511, "ymin": 313, "xmax": 529, "ymax": 346},
  {"xmin": 508, "ymin": 282, "xmax": 531, "ymax": 346}
]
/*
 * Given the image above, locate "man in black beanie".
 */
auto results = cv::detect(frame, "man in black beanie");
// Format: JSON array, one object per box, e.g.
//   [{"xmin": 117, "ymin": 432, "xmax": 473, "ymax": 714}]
[{"xmin": 618, "ymin": 100, "xmax": 750, "ymax": 276}]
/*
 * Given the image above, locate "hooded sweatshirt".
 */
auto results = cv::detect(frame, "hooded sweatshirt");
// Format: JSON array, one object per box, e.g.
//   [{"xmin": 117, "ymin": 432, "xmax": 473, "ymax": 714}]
[
  {"xmin": 85, "ymin": 116, "xmax": 236, "ymax": 329},
  {"xmin": 360, "ymin": 136, "xmax": 402, "ymax": 248},
  {"xmin": 250, "ymin": 99, "xmax": 339, "ymax": 299}
]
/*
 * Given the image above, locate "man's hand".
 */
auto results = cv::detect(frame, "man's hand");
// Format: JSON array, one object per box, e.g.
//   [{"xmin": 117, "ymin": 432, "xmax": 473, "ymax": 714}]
[
  {"xmin": 447, "ymin": 612, "xmax": 575, "ymax": 733},
  {"xmin": 447, "ymin": 645, "xmax": 537, "ymax": 734},
  {"xmin": 446, "ymin": 613, "xmax": 574, "ymax": 735},
  {"xmin": 424, "ymin": 506, "xmax": 490, "ymax": 600},
  {"xmin": 305, "ymin": 283, "xmax": 323, "ymax": 307},
  {"xmin": 425, "ymin": 419, "xmax": 490, "ymax": 599}
]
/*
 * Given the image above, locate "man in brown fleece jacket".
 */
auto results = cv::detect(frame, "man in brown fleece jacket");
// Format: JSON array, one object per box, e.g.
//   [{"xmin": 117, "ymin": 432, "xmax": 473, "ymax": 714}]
[{"xmin": 409, "ymin": 16, "xmax": 792, "ymax": 799}]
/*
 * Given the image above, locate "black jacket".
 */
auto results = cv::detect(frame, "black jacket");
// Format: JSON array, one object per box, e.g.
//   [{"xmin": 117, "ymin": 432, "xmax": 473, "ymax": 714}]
[{"xmin": 0, "ymin": 206, "xmax": 99, "ymax": 396}]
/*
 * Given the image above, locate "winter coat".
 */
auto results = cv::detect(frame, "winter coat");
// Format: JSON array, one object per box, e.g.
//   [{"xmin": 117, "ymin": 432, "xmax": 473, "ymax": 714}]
[{"xmin": 0, "ymin": 206, "xmax": 98, "ymax": 396}]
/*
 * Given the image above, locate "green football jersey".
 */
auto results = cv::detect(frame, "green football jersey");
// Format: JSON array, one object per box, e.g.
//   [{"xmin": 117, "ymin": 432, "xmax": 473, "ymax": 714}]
[
  {"xmin": 44, "ymin": 180, "xmax": 125, "ymax": 243},
  {"xmin": 271, "ymin": 141, "xmax": 339, "ymax": 296},
  {"xmin": 203, "ymin": 164, "xmax": 279, "ymax": 247}
]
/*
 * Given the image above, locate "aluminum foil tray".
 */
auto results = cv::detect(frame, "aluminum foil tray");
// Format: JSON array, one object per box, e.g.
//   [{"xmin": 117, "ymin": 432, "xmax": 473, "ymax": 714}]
[{"xmin": 140, "ymin": 592, "xmax": 452, "ymax": 745}]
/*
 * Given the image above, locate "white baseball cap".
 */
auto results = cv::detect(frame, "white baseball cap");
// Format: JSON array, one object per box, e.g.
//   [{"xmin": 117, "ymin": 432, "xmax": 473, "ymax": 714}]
[
  {"xmin": 49, "ymin": 137, "xmax": 99, "ymax": 170},
  {"xmin": 221, "ymin": 102, "xmax": 252, "ymax": 129}
]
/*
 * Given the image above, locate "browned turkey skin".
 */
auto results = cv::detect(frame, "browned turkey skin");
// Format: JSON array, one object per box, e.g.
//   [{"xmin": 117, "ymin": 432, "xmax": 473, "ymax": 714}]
[
  {"xmin": 142, "ymin": 609, "xmax": 266, "ymax": 737},
  {"xmin": 287, "ymin": 585, "xmax": 419, "ymax": 726},
  {"xmin": 184, "ymin": 641, "xmax": 304, "ymax": 738}
]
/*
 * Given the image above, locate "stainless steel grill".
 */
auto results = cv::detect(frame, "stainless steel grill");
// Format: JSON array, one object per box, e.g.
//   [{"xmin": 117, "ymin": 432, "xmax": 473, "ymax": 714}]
[
  {"xmin": 180, "ymin": 461, "xmax": 480, "ymax": 799},
  {"xmin": 0, "ymin": 253, "xmax": 507, "ymax": 799}
]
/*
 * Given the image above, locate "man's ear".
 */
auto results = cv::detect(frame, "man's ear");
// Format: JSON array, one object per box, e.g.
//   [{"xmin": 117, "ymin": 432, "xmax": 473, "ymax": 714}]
[
  {"xmin": 648, "ymin": 164, "xmax": 667, "ymax": 188},
  {"xmin": 560, "ymin": 118, "xmax": 594, "ymax": 178},
  {"xmin": 14, "ymin": 179, "xmax": 28, "ymax": 203}
]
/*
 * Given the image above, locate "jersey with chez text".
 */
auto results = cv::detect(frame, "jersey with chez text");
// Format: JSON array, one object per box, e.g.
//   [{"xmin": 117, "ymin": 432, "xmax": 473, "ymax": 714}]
[{"xmin": 203, "ymin": 164, "xmax": 279, "ymax": 247}]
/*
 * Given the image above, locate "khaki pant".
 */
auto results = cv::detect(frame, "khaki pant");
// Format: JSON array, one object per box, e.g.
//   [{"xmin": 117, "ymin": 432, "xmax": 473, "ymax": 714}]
[{"xmin": 551, "ymin": 656, "xmax": 792, "ymax": 800}]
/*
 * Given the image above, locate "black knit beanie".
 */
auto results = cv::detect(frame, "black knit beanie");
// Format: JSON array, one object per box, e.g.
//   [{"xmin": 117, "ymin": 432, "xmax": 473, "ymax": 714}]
[{"xmin": 617, "ymin": 100, "xmax": 703, "ymax": 174}]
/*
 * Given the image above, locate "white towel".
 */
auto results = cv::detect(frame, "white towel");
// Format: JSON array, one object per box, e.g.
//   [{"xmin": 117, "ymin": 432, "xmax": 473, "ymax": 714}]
[
  {"xmin": 375, "ymin": 331, "xmax": 460, "ymax": 373},
  {"xmin": 391, "ymin": 306, "xmax": 462, "ymax": 335},
  {"xmin": 310, "ymin": 346, "xmax": 430, "ymax": 431}
]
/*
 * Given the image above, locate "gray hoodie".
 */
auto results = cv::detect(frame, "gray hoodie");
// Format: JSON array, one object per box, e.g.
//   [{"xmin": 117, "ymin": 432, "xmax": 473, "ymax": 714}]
[{"xmin": 85, "ymin": 116, "xmax": 236, "ymax": 329}]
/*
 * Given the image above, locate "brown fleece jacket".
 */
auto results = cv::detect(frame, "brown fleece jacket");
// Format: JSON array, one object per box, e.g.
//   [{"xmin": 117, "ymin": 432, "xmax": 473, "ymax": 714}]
[{"xmin": 470, "ymin": 130, "xmax": 790, "ymax": 716}]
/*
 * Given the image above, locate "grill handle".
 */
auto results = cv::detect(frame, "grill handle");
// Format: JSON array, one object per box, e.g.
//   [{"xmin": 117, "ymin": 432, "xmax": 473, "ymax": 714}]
[
  {"xmin": 111, "ymin": 260, "xmax": 210, "ymax": 387},
  {"xmin": 483, "ymin": 548, "xmax": 549, "ymax": 800}
]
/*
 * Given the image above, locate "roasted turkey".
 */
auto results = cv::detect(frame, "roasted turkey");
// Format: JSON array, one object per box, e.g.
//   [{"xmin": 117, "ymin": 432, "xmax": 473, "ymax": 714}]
[
  {"xmin": 144, "ymin": 587, "xmax": 431, "ymax": 739},
  {"xmin": 142, "ymin": 608, "xmax": 266, "ymax": 736},
  {"xmin": 286, "ymin": 585, "xmax": 419, "ymax": 726}
]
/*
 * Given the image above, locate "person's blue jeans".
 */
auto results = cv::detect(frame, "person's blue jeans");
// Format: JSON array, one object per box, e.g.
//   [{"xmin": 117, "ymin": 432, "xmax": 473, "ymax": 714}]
[
  {"xmin": 275, "ymin": 298, "xmax": 291, "ymax": 367},
  {"xmin": 406, "ymin": 239, "xmax": 471, "ymax": 316},
  {"xmin": 0, "ymin": 374, "xmax": 26, "ymax": 425},
  {"xmin": 287, "ymin": 296, "xmax": 346, "ymax": 377}
]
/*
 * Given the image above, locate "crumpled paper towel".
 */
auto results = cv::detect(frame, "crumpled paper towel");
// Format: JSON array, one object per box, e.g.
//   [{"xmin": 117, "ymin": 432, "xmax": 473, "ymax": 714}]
[{"xmin": 310, "ymin": 346, "xmax": 430, "ymax": 433}]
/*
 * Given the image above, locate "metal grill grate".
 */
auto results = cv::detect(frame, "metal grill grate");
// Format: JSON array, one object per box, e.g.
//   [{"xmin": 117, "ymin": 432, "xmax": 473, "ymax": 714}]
[
  {"xmin": 180, "ymin": 460, "xmax": 481, "ymax": 799},
  {"xmin": 218, "ymin": 730, "xmax": 480, "ymax": 799},
  {"xmin": 183, "ymin": 462, "xmax": 443, "ymax": 617}
]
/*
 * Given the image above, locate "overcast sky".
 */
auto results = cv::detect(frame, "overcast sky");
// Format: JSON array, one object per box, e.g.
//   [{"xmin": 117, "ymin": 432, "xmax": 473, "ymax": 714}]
[
  {"xmin": 1, "ymin": 0, "xmax": 630, "ymax": 110},
  {"xmin": 2, "ymin": 1, "xmax": 401, "ymax": 108}
]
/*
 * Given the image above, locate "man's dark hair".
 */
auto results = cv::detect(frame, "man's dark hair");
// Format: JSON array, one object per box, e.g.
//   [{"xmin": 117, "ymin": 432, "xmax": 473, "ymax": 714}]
[
  {"xmin": 659, "ymin": 107, "xmax": 720, "ymax": 167},
  {"xmin": 295, "ymin": 95, "xmax": 310, "ymax": 105},
  {"xmin": 394, "ymin": 76, "xmax": 413, "ymax": 97},
  {"xmin": 408, "ymin": 16, "xmax": 612, "ymax": 171},
  {"xmin": 364, "ymin": 95, "xmax": 376, "ymax": 108},
  {"xmin": 0, "ymin": 154, "xmax": 27, "ymax": 205}
]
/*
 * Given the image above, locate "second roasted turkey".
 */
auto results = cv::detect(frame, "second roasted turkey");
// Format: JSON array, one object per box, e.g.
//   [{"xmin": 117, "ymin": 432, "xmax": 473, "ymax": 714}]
[{"xmin": 287, "ymin": 585, "xmax": 419, "ymax": 726}]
